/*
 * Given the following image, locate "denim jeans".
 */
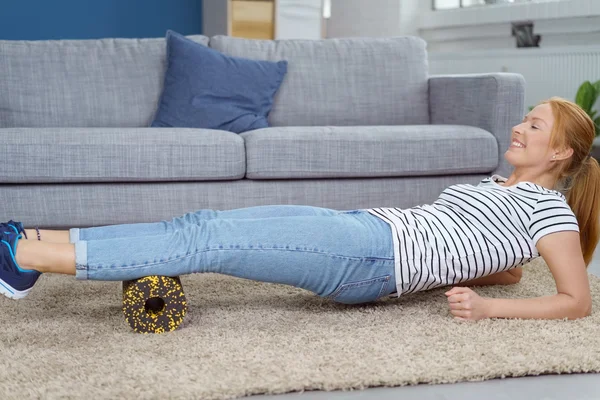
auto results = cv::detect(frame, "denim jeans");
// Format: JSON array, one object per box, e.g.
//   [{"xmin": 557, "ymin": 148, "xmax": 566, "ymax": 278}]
[{"xmin": 69, "ymin": 205, "xmax": 396, "ymax": 304}]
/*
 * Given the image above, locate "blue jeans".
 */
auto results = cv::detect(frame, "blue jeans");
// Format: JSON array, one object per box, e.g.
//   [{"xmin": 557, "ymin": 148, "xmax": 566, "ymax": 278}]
[{"xmin": 69, "ymin": 205, "xmax": 396, "ymax": 304}]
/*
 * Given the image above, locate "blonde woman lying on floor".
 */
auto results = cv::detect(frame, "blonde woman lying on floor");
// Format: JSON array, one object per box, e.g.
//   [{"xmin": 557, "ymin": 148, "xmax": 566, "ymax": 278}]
[{"xmin": 1, "ymin": 97, "xmax": 598, "ymax": 322}]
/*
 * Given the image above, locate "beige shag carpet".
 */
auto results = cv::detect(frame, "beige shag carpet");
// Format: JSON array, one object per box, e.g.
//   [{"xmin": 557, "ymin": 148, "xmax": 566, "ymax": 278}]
[{"xmin": 1, "ymin": 258, "xmax": 599, "ymax": 400}]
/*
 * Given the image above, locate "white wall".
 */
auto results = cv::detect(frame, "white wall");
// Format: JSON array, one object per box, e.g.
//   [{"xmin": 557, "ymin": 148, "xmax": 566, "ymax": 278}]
[
  {"xmin": 325, "ymin": 0, "xmax": 600, "ymax": 50},
  {"xmin": 205, "ymin": 0, "xmax": 600, "ymax": 47},
  {"xmin": 324, "ymin": 0, "xmax": 432, "ymax": 38},
  {"xmin": 422, "ymin": 0, "xmax": 600, "ymax": 51},
  {"xmin": 398, "ymin": 0, "xmax": 428, "ymax": 37},
  {"xmin": 276, "ymin": 0, "xmax": 324, "ymax": 39},
  {"xmin": 326, "ymin": 0, "xmax": 403, "ymax": 38}
]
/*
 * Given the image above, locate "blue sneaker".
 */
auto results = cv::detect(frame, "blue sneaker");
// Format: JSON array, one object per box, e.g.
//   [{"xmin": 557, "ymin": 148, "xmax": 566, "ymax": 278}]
[
  {"xmin": 0, "ymin": 230, "xmax": 41, "ymax": 299},
  {"xmin": 1, "ymin": 220, "xmax": 27, "ymax": 239}
]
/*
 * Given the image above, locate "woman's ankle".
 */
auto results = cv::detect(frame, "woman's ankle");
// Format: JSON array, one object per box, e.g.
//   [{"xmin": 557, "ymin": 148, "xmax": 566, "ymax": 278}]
[
  {"xmin": 23, "ymin": 229, "xmax": 36, "ymax": 240},
  {"xmin": 23, "ymin": 229, "xmax": 71, "ymax": 243},
  {"xmin": 15, "ymin": 240, "xmax": 77, "ymax": 275}
]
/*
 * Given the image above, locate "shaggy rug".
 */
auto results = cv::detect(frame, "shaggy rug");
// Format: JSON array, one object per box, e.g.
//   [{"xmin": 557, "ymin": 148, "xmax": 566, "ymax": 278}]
[{"xmin": 0, "ymin": 258, "xmax": 599, "ymax": 399}]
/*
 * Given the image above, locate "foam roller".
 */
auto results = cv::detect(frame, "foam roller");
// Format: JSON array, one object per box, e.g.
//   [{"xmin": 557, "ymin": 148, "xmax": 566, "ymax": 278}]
[{"xmin": 122, "ymin": 276, "xmax": 187, "ymax": 334}]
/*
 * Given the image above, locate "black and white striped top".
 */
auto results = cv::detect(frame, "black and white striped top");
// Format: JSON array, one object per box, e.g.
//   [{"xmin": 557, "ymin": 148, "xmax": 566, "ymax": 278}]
[{"xmin": 366, "ymin": 175, "xmax": 579, "ymax": 297}]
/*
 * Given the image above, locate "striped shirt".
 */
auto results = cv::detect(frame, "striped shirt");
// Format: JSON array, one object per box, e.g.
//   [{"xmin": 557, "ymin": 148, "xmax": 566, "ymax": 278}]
[{"xmin": 365, "ymin": 175, "xmax": 580, "ymax": 297}]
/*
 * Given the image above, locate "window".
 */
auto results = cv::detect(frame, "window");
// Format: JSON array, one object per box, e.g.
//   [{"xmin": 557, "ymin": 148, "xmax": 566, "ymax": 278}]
[{"xmin": 433, "ymin": 0, "xmax": 539, "ymax": 11}]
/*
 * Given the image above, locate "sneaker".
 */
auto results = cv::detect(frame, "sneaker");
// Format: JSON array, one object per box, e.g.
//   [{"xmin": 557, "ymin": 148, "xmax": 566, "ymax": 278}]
[
  {"xmin": 1, "ymin": 220, "xmax": 27, "ymax": 239},
  {"xmin": 0, "ymin": 230, "xmax": 41, "ymax": 299}
]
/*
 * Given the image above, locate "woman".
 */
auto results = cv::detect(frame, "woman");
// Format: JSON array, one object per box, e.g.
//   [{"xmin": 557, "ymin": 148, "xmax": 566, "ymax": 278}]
[{"xmin": 1, "ymin": 97, "xmax": 598, "ymax": 321}]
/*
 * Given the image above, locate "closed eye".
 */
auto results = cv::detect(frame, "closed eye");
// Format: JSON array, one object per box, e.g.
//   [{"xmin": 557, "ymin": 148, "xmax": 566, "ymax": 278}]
[
  {"xmin": 523, "ymin": 118, "xmax": 539, "ymax": 130},
  {"xmin": 523, "ymin": 115, "xmax": 547, "ymax": 130}
]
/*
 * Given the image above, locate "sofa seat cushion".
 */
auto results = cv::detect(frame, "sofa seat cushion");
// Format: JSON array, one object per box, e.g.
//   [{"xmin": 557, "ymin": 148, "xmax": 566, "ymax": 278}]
[
  {"xmin": 241, "ymin": 125, "xmax": 498, "ymax": 179},
  {"xmin": 0, "ymin": 128, "xmax": 244, "ymax": 183}
]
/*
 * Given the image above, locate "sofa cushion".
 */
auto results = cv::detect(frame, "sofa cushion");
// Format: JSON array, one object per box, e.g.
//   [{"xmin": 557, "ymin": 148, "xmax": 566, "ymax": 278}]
[
  {"xmin": 209, "ymin": 36, "xmax": 429, "ymax": 128},
  {"xmin": 0, "ymin": 128, "xmax": 244, "ymax": 183},
  {"xmin": 0, "ymin": 35, "xmax": 209, "ymax": 128},
  {"xmin": 151, "ymin": 31, "xmax": 288, "ymax": 134},
  {"xmin": 240, "ymin": 125, "xmax": 498, "ymax": 179}
]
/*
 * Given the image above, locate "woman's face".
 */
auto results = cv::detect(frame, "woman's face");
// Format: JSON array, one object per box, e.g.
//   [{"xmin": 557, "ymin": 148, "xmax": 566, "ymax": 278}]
[{"xmin": 505, "ymin": 103, "xmax": 556, "ymax": 169}]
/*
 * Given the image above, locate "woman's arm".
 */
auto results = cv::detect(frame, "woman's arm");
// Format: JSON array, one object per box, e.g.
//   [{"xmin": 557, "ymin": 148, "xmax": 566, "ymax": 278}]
[
  {"xmin": 457, "ymin": 268, "xmax": 522, "ymax": 287},
  {"xmin": 485, "ymin": 231, "xmax": 592, "ymax": 320}
]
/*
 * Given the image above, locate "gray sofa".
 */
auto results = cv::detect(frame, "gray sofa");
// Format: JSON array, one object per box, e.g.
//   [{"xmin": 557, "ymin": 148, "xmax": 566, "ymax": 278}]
[{"xmin": 0, "ymin": 34, "xmax": 524, "ymax": 229}]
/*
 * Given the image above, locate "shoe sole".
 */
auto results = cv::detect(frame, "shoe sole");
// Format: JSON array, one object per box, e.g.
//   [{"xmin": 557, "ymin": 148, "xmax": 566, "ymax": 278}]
[{"xmin": 0, "ymin": 277, "xmax": 31, "ymax": 299}]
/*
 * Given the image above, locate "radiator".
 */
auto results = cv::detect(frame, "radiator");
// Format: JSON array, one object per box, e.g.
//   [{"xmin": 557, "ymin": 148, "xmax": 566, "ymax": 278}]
[{"xmin": 428, "ymin": 46, "xmax": 600, "ymax": 111}]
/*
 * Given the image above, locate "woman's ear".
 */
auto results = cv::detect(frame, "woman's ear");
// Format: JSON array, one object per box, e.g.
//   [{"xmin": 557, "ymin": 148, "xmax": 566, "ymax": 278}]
[{"xmin": 554, "ymin": 147, "xmax": 574, "ymax": 161}]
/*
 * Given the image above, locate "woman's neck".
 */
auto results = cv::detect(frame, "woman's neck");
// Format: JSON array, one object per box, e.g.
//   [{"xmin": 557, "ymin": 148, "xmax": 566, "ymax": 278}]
[{"xmin": 502, "ymin": 170, "xmax": 557, "ymax": 189}]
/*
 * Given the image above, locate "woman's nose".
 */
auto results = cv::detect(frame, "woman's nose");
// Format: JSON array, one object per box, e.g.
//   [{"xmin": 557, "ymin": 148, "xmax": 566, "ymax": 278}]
[{"xmin": 512, "ymin": 124, "xmax": 524, "ymax": 135}]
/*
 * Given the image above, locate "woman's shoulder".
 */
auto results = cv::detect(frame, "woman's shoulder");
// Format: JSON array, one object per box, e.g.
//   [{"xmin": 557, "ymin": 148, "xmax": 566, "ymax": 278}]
[
  {"xmin": 531, "ymin": 191, "xmax": 575, "ymax": 220},
  {"xmin": 528, "ymin": 185, "xmax": 568, "ymax": 203}
]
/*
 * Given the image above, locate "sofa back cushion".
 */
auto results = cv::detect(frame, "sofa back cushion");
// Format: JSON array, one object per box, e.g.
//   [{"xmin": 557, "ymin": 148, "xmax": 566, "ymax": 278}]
[
  {"xmin": 209, "ymin": 35, "xmax": 429, "ymax": 127},
  {"xmin": 0, "ymin": 35, "xmax": 209, "ymax": 128}
]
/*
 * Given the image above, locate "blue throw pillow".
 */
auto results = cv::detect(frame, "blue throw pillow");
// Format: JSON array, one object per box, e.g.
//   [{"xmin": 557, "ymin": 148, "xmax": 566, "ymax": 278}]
[{"xmin": 151, "ymin": 30, "xmax": 288, "ymax": 133}]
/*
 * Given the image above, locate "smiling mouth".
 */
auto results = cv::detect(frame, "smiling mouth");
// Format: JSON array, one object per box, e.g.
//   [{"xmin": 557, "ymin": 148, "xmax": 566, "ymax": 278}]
[{"xmin": 510, "ymin": 140, "xmax": 526, "ymax": 148}]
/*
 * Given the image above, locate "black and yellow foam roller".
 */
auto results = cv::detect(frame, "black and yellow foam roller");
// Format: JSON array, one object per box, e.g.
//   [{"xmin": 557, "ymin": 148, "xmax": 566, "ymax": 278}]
[{"xmin": 122, "ymin": 276, "xmax": 188, "ymax": 334}]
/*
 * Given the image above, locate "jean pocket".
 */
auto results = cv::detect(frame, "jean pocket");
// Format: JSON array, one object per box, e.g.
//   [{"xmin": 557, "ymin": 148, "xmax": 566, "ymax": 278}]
[{"xmin": 328, "ymin": 275, "xmax": 392, "ymax": 305}]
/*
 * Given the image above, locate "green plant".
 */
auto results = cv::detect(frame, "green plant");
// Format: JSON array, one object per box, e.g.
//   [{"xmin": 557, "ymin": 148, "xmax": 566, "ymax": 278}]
[
  {"xmin": 529, "ymin": 80, "xmax": 600, "ymax": 136},
  {"xmin": 575, "ymin": 80, "xmax": 600, "ymax": 136}
]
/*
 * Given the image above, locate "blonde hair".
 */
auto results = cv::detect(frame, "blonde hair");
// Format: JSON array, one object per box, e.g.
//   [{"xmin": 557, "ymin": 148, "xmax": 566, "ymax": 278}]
[{"xmin": 543, "ymin": 97, "xmax": 600, "ymax": 266}]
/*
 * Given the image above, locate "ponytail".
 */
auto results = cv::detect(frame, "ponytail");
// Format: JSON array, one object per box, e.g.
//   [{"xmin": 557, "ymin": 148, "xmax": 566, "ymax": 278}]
[
  {"xmin": 566, "ymin": 155, "xmax": 600, "ymax": 266},
  {"xmin": 543, "ymin": 97, "xmax": 599, "ymax": 267}
]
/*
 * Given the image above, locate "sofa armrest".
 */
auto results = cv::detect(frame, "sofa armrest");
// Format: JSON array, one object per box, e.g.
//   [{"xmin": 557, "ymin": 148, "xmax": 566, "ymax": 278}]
[{"xmin": 429, "ymin": 73, "xmax": 525, "ymax": 177}]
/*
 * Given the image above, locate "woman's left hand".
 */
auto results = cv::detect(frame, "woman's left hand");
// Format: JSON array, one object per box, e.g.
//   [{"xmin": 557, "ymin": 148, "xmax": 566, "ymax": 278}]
[{"xmin": 445, "ymin": 286, "xmax": 490, "ymax": 321}]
